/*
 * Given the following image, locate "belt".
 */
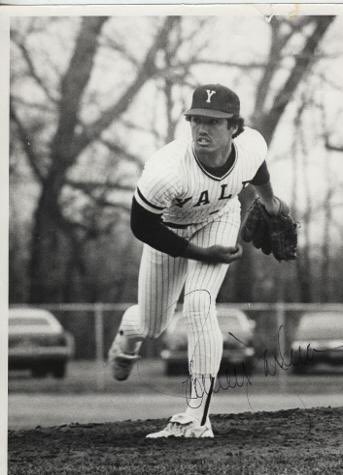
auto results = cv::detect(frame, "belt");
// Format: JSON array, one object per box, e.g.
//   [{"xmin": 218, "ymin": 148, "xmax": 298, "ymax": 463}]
[
  {"xmin": 163, "ymin": 221, "xmax": 195, "ymax": 229},
  {"xmin": 163, "ymin": 210, "xmax": 219, "ymax": 229}
]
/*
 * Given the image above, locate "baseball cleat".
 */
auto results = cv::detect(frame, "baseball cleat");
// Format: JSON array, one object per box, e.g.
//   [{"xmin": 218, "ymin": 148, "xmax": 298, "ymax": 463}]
[
  {"xmin": 146, "ymin": 412, "xmax": 214, "ymax": 439},
  {"xmin": 108, "ymin": 337, "xmax": 140, "ymax": 381}
]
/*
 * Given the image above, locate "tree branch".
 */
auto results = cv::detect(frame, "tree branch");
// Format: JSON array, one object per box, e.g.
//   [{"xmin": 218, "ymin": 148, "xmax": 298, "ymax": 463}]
[
  {"xmin": 260, "ymin": 16, "xmax": 335, "ymax": 143},
  {"xmin": 122, "ymin": 118, "xmax": 164, "ymax": 143},
  {"xmin": 72, "ymin": 17, "xmax": 180, "ymax": 156},
  {"xmin": 66, "ymin": 179, "xmax": 134, "ymax": 193},
  {"xmin": 100, "ymin": 35, "xmax": 140, "ymax": 68},
  {"xmin": 10, "ymin": 99, "xmax": 45, "ymax": 183},
  {"xmin": 50, "ymin": 17, "xmax": 108, "ymax": 167},
  {"xmin": 325, "ymin": 141, "xmax": 343, "ymax": 153},
  {"xmin": 11, "ymin": 94, "xmax": 56, "ymax": 114},
  {"xmin": 253, "ymin": 19, "xmax": 282, "ymax": 116},
  {"xmin": 11, "ymin": 34, "xmax": 58, "ymax": 104},
  {"xmin": 97, "ymin": 137, "xmax": 141, "ymax": 165},
  {"xmin": 187, "ymin": 58, "xmax": 266, "ymax": 70}
]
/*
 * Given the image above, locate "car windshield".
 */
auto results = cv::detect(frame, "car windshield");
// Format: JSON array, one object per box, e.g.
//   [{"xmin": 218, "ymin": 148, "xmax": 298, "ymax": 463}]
[
  {"xmin": 296, "ymin": 313, "xmax": 343, "ymax": 340},
  {"xmin": 9, "ymin": 317, "xmax": 50, "ymax": 327},
  {"xmin": 218, "ymin": 315, "xmax": 242, "ymax": 331}
]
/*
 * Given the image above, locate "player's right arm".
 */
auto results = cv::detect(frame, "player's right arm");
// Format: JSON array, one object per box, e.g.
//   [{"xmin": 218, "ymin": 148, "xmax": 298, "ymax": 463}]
[
  {"xmin": 182, "ymin": 242, "xmax": 243, "ymax": 264},
  {"xmin": 131, "ymin": 198, "xmax": 242, "ymax": 264},
  {"xmin": 132, "ymin": 146, "xmax": 242, "ymax": 264},
  {"xmin": 130, "ymin": 196, "xmax": 189, "ymax": 257}
]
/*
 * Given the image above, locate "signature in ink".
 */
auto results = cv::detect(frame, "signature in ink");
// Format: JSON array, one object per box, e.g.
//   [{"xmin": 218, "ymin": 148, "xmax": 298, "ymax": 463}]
[
  {"xmin": 181, "ymin": 365, "xmax": 253, "ymax": 409},
  {"xmin": 227, "ymin": 324, "xmax": 343, "ymax": 378},
  {"xmin": 182, "ymin": 324, "xmax": 343, "ymax": 407},
  {"xmin": 257, "ymin": 324, "xmax": 314, "ymax": 377}
]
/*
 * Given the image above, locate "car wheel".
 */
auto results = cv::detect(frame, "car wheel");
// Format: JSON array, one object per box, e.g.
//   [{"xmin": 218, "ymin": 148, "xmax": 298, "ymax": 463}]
[
  {"xmin": 292, "ymin": 364, "xmax": 309, "ymax": 375},
  {"xmin": 31, "ymin": 367, "xmax": 47, "ymax": 378},
  {"xmin": 52, "ymin": 362, "xmax": 67, "ymax": 379}
]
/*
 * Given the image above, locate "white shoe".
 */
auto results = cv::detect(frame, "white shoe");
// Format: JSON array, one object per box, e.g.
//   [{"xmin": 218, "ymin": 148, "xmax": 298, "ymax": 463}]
[
  {"xmin": 146, "ymin": 413, "xmax": 214, "ymax": 439},
  {"xmin": 108, "ymin": 335, "xmax": 140, "ymax": 381}
]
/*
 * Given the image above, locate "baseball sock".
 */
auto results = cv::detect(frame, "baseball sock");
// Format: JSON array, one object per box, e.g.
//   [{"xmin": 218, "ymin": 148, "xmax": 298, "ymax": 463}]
[
  {"xmin": 185, "ymin": 374, "xmax": 215, "ymax": 425},
  {"xmin": 117, "ymin": 330, "xmax": 142, "ymax": 355},
  {"xmin": 117, "ymin": 305, "xmax": 144, "ymax": 354}
]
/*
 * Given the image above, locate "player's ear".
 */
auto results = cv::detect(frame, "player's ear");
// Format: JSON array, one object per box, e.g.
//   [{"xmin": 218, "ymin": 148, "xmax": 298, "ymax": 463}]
[
  {"xmin": 228, "ymin": 122, "xmax": 238, "ymax": 134},
  {"xmin": 227, "ymin": 119, "xmax": 238, "ymax": 134}
]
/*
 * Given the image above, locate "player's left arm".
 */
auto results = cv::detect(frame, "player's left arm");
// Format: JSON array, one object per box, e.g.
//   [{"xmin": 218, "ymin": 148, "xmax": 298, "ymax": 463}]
[{"xmin": 250, "ymin": 161, "xmax": 287, "ymax": 216}]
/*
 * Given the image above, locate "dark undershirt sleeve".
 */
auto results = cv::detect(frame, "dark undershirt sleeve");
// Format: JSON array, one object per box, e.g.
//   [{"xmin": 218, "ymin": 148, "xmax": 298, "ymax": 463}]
[
  {"xmin": 130, "ymin": 197, "xmax": 189, "ymax": 258},
  {"xmin": 250, "ymin": 160, "xmax": 270, "ymax": 186}
]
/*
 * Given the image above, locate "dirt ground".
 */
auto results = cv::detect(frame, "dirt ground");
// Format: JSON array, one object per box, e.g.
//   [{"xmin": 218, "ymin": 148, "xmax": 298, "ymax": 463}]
[{"xmin": 8, "ymin": 406, "xmax": 343, "ymax": 474}]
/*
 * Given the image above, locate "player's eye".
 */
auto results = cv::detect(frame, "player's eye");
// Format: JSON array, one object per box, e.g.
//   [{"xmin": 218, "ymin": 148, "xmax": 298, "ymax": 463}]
[{"xmin": 191, "ymin": 117, "xmax": 201, "ymax": 125}]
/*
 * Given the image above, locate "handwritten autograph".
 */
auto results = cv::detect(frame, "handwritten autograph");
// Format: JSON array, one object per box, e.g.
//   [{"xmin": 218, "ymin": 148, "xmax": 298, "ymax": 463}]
[
  {"xmin": 184, "ymin": 324, "xmax": 343, "ymax": 406},
  {"xmin": 132, "ymin": 289, "xmax": 343, "ymax": 434}
]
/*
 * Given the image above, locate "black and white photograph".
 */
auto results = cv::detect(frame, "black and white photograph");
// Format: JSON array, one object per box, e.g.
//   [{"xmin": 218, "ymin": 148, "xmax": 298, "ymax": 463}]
[{"xmin": 3, "ymin": 5, "xmax": 343, "ymax": 473}]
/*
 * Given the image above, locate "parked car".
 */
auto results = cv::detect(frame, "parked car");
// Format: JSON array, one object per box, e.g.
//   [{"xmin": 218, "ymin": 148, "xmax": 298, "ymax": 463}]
[
  {"xmin": 161, "ymin": 307, "xmax": 256, "ymax": 375},
  {"xmin": 291, "ymin": 312, "xmax": 343, "ymax": 373},
  {"xmin": 8, "ymin": 307, "xmax": 74, "ymax": 378}
]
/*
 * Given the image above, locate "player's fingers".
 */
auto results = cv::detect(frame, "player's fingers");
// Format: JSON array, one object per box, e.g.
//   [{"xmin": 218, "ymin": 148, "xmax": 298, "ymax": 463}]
[
  {"xmin": 225, "ymin": 244, "xmax": 243, "ymax": 262},
  {"xmin": 233, "ymin": 243, "xmax": 243, "ymax": 258}
]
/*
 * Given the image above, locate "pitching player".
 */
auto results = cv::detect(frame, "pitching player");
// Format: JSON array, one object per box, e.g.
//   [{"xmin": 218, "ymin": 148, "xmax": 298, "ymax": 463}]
[{"xmin": 108, "ymin": 84, "xmax": 285, "ymax": 438}]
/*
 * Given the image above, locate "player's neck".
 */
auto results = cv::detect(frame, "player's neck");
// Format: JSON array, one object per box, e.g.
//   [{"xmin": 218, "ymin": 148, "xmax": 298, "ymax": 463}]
[{"xmin": 194, "ymin": 142, "xmax": 232, "ymax": 168}]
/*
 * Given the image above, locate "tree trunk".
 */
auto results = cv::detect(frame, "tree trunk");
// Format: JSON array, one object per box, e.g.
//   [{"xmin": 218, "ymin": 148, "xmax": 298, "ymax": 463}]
[
  {"xmin": 28, "ymin": 18, "xmax": 107, "ymax": 303},
  {"xmin": 29, "ymin": 186, "xmax": 68, "ymax": 302}
]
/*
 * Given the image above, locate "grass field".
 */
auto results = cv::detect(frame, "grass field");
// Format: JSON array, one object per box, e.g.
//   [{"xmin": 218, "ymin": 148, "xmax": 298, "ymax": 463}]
[{"xmin": 8, "ymin": 407, "xmax": 343, "ymax": 474}]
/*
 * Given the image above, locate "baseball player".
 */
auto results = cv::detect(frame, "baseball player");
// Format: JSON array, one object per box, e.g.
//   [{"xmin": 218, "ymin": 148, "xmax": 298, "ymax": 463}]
[{"xmin": 108, "ymin": 84, "xmax": 285, "ymax": 438}]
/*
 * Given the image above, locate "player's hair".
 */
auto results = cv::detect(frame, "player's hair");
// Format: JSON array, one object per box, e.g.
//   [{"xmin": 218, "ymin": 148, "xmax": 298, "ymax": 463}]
[{"xmin": 228, "ymin": 116, "xmax": 245, "ymax": 138}]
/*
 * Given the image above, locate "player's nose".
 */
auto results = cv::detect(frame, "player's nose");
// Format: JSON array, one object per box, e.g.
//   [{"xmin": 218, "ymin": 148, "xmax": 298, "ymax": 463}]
[{"xmin": 198, "ymin": 122, "xmax": 211, "ymax": 135}]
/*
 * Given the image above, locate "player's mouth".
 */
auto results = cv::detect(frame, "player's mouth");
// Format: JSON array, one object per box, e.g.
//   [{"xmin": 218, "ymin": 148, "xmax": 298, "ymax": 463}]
[{"xmin": 196, "ymin": 136, "xmax": 211, "ymax": 146}]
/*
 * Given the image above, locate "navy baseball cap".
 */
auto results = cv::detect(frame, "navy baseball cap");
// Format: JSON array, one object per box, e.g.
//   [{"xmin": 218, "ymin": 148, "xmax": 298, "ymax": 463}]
[{"xmin": 184, "ymin": 84, "xmax": 240, "ymax": 119}]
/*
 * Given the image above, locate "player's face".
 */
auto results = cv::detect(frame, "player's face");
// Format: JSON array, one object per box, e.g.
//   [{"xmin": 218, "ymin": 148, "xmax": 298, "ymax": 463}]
[{"xmin": 190, "ymin": 116, "xmax": 235, "ymax": 156}]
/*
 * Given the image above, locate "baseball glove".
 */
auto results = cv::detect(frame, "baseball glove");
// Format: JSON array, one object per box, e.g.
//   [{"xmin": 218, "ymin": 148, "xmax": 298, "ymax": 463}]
[{"xmin": 241, "ymin": 197, "xmax": 297, "ymax": 261}]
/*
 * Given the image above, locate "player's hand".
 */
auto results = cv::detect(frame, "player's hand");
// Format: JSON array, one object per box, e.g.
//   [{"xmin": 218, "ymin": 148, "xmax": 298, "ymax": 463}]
[{"xmin": 205, "ymin": 244, "xmax": 243, "ymax": 264}]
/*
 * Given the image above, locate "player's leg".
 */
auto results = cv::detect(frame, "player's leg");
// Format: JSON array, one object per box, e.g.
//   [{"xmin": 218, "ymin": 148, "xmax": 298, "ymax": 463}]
[
  {"xmin": 107, "ymin": 304, "xmax": 143, "ymax": 381},
  {"xmin": 137, "ymin": 244, "xmax": 188, "ymax": 338},
  {"xmin": 109, "ymin": 243, "xmax": 187, "ymax": 380},
  {"xmin": 147, "ymin": 213, "xmax": 240, "ymax": 438},
  {"xmin": 182, "ymin": 214, "xmax": 240, "ymax": 425}
]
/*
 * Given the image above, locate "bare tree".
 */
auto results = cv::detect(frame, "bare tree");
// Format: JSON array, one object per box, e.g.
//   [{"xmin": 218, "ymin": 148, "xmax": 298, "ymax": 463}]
[
  {"xmin": 11, "ymin": 17, "xmax": 181, "ymax": 302},
  {"xmin": 230, "ymin": 16, "xmax": 335, "ymax": 302},
  {"xmin": 10, "ymin": 15, "xmax": 337, "ymax": 304}
]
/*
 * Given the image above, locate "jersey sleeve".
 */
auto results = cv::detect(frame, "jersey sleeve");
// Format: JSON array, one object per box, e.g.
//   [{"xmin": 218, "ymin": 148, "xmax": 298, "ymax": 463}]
[
  {"xmin": 134, "ymin": 155, "xmax": 182, "ymax": 215},
  {"xmin": 130, "ymin": 197, "xmax": 189, "ymax": 257},
  {"xmin": 237, "ymin": 127, "xmax": 268, "ymax": 182},
  {"xmin": 251, "ymin": 128, "xmax": 268, "ymax": 170},
  {"xmin": 250, "ymin": 160, "xmax": 270, "ymax": 185}
]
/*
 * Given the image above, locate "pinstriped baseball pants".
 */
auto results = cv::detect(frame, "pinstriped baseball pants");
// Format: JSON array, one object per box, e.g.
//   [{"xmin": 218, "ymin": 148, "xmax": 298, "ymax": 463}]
[{"xmin": 138, "ymin": 210, "xmax": 241, "ymax": 376}]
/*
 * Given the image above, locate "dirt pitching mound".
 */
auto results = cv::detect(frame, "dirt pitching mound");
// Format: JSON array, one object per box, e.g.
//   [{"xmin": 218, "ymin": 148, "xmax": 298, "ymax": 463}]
[{"xmin": 8, "ymin": 407, "xmax": 343, "ymax": 474}]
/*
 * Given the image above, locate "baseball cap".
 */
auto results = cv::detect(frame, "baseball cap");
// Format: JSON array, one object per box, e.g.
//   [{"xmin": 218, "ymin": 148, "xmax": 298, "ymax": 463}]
[{"xmin": 184, "ymin": 84, "xmax": 240, "ymax": 119}]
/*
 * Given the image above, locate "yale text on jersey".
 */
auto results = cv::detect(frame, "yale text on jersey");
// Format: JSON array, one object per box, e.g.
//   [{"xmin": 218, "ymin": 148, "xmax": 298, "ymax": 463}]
[{"xmin": 193, "ymin": 184, "xmax": 233, "ymax": 207}]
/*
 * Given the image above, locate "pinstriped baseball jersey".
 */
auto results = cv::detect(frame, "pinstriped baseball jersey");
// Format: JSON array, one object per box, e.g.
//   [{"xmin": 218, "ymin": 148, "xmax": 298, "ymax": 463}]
[{"xmin": 134, "ymin": 127, "xmax": 267, "ymax": 226}]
